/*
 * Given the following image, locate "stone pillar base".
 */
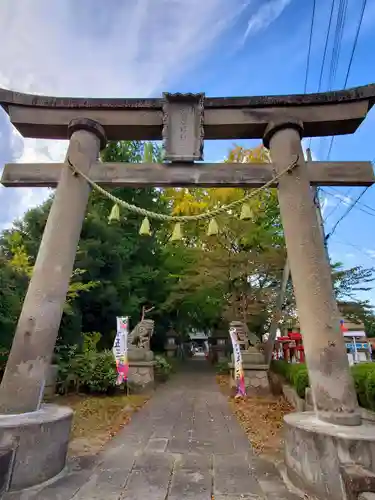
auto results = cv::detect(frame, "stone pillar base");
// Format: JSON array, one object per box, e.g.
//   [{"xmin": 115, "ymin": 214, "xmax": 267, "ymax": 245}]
[
  {"xmin": 128, "ymin": 361, "xmax": 155, "ymax": 393},
  {"xmin": 229, "ymin": 363, "xmax": 270, "ymax": 394},
  {"xmin": 284, "ymin": 411, "xmax": 375, "ymax": 500},
  {"xmin": 0, "ymin": 404, "xmax": 73, "ymax": 492}
]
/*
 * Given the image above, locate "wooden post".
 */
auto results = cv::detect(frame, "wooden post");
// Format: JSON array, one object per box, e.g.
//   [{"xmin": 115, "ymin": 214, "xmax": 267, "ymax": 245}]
[
  {"xmin": 264, "ymin": 120, "xmax": 361, "ymax": 426},
  {"xmin": 0, "ymin": 119, "xmax": 106, "ymax": 414}
]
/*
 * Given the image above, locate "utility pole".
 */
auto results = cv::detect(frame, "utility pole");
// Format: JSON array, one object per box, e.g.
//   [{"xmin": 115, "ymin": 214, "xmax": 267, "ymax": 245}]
[
  {"xmin": 265, "ymin": 148, "xmax": 329, "ymax": 366},
  {"xmin": 264, "ymin": 260, "xmax": 290, "ymax": 365},
  {"xmin": 308, "ymin": 148, "xmax": 330, "ymax": 262}
]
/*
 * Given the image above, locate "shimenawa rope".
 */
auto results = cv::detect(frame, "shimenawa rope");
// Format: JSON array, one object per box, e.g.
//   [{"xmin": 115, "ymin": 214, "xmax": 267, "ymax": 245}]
[{"xmin": 67, "ymin": 155, "xmax": 299, "ymax": 223}]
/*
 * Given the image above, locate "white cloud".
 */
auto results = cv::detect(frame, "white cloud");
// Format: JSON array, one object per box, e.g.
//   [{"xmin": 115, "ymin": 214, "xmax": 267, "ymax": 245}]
[
  {"xmin": 332, "ymin": 193, "xmax": 352, "ymax": 206},
  {"xmin": 365, "ymin": 249, "xmax": 375, "ymax": 259},
  {"xmin": 320, "ymin": 194, "xmax": 336, "ymax": 218},
  {"xmin": 242, "ymin": 0, "xmax": 292, "ymax": 42},
  {"xmin": 0, "ymin": 0, "xmax": 255, "ymax": 229}
]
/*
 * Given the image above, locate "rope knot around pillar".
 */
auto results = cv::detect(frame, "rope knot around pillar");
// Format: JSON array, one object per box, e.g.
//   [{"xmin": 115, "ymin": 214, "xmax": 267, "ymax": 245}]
[
  {"xmin": 263, "ymin": 118, "xmax": 304, "ymax": 149},
  {"xmin": 68, "ymin": 118, "xmax": 107, "ymax": 150}
]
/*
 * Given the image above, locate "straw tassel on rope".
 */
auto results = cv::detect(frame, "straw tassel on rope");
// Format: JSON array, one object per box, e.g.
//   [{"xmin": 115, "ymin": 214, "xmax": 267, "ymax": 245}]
[
  {"xmin": 170, "ymin": 223, "xmax": 183, "ymax": 242},
  {"xmin": 108, "ymin": 203, "xmax": 120, "ymax": 223},
  {"xmin": 207, "ymin": 218, "xmax": 219, "ymax": 236},
  {"xmin": 139, "ymin": 217, "xmax": 151, "ymax": 236},
  {"xmin": 240, "ymin": 203, "xmax": 253, "ymax": 221}
]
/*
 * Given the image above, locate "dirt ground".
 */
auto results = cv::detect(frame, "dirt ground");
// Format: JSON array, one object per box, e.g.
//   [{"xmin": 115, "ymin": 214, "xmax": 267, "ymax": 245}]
[
  {"xmin": 52, "ymin": 393, "xmax": 149, "ymax": 456},
  {"xmin": 216, "ymin": 375, "xmax": 293, "ymax": 462}
]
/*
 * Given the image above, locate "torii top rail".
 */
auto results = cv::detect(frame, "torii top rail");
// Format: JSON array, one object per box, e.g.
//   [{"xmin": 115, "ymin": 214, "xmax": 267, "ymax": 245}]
[{"xmin": 1, "ymin": 84, "xmax": 375, "ymax": 141}]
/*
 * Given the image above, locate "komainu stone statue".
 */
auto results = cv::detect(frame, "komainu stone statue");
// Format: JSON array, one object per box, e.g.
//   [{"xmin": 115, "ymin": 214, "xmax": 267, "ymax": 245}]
[
  {"xmin": 127, "ymin": 319, "xmax": 154, "ymax": 362},
  {"xmin": 127, "ymin": 320, "xmax": 155, "ymax": 390},
  {"xmin": 230, "ymin": 321, "xmax": 260, "ymax": 349},
  {"xmin": 128, "ymin": 319, "xmax": 154, "ymax": 350},
  {"xmin": 229, "ymin": 320, "xmax": 265, "ymax": 365}
]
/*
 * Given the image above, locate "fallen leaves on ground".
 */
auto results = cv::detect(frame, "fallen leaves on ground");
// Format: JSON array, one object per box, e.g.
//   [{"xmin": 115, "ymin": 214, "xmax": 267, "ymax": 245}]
[
  {"xmin": 217, "ymin": 375, "xmax": 293, "ymax": 461},
  {"xmin": 52, "ymin": 393, "xmax": 149, "ymax": 456}
]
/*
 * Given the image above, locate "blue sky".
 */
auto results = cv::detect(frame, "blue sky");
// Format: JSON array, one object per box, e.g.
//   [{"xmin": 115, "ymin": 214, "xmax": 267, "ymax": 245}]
[{"xmin": 1, "ymin": 0, "xmax": 375, "ymax": 302}]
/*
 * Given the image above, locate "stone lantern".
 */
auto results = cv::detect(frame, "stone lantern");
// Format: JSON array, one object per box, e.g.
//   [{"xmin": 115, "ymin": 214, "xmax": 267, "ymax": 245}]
[
  {"xmin": 210, "ymin": 329, "xmax": 229, "ymax": 363},
  {"xmin": 164, "ymin": 329, "xmax": 178, "ymax": 358}
]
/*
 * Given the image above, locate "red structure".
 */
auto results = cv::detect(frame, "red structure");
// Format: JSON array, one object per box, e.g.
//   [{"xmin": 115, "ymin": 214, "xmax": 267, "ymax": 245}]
[{"xmin": 273, "ymin": 329, "xmax": 305, "ymax": 363}]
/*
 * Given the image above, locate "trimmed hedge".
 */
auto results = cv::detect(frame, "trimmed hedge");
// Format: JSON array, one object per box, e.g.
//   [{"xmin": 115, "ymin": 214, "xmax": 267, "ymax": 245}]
[
  {"xmin": 351, "ymin": 363, "xmax": 375, "ymax": 411},
  {"xmin": 271, "ymin": 360, "xmax": 309, "ymax": 398},
  {"xmin": 271, "ymin": 360, "xmax": 375, "ymax": 410}
]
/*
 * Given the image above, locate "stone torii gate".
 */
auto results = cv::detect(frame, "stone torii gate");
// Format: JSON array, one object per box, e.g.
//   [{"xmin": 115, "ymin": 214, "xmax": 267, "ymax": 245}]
[{"xmin": 0, "ymin": 85, "xmax": 375, "ymax": 496}]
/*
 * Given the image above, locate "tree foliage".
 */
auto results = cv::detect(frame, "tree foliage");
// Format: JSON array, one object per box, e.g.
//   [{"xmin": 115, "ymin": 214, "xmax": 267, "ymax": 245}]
[{"xmin": 0, "ymin": 141, "xmax": 374, "ymax": 359}]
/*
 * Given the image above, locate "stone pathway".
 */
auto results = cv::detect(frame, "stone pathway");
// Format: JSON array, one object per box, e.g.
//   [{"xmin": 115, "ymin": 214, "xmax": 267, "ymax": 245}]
[{"xmin": 6, "ymin": 359, "xmax": 301, "ymax": 500}]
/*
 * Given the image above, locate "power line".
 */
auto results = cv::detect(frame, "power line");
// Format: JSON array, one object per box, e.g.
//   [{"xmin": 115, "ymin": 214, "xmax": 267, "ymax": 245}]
[
  {"xmin": 304, "ymin": 0, "xmax": 316, "ymax": 93},
  {"xmin": 308, "ymin": 0, "xmax": 335, "ymax": 149},
  {"xmin": 323, "ymin": 187, "xmax": 375, "ymax": 216},
  {"xmin": 343, "ymin": 0, "xmax": 368, "ymax": 88},
  {"xmin": 329, "ymin": 236, "xmax": 375, "ymax": 263},
  {"xmin": 324, "ymin": 187, "xmax": 352, "ymax": 221},
  {"xmin": 317, "ymin": 0, "xmax": 348, "ymax": 158},
  {"xmin": 317, "ymin": 0, "xmax": 336, "ymax": 92},
  {"xmin": 327, "ymin": 0, "xmax": 348, "ymax": 91},
  {"xmin": 326, "ymin": 187, "xmax": 370, "ymax": 240},
  {"xmin": 325, "ymin": 0, "xmax": 349, "ymax": 159},
  {"xmin": 326, "ymin": 0, "xmax": 368, "ymax": 161}
]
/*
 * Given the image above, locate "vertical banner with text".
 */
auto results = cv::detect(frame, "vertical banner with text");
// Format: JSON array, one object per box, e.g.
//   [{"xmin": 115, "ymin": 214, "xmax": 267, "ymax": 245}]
[
  {"xmin": 113, "ymin": 316, "xmax": 129, "ymax": 385},
  {"xmin": 229, "ymin": 326, "xmax": 246, "ymax": 397}
]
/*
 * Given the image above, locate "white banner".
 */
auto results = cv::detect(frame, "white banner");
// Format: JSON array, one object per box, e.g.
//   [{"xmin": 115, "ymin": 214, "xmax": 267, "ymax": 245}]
[
  {"xmin": 229, "ymin": 326, "xmax": 246, "ymax": 397},
  {"xmin": 113, "ymin": 316, "xmax": 129, "ymax": 384}
]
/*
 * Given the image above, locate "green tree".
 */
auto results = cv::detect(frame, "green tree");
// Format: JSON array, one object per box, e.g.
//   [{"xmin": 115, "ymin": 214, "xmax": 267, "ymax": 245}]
[{"xmin": 0, "ymin": 141, "xmax": 173, "ymax": 351}]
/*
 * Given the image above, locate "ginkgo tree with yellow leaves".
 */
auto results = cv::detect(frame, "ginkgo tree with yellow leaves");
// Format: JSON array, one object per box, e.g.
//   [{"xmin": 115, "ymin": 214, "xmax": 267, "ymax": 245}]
[{"xmin": 161, "ymin": 144, "xmax": 287, "ymax": 337}]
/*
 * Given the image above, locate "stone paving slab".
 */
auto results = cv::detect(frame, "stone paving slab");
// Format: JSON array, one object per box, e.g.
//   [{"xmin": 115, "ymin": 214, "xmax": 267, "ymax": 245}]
[
  {"xmin": 4, "ymin": 359, "xmax": 301, "ymax": 500},
  {"xmin": 213, "ymin": 454, "xmax": 264, "ymax": 498},
  {"xmin": 168, "ymin": 454, "xmax": 212, "ymax": 499}
]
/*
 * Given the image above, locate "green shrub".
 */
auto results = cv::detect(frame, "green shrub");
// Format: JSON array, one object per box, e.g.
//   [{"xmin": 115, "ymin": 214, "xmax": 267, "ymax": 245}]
[
  {"xmin": 293, "ymin": 367, "xmax": 309, "ymax": 398},
  {"xmin": 216, "ymin": 360, "xmax": 230, "ymax": 375},
  {"xmin": 271, "ymin": 361, "xmax": 309, "ymax": 399},
  {"xmin": 84, "ymin": 350, "xmax": 118, "ymax": 393},
  {"xmin": 270, "ymin": 360, "xmax": 289, "ymax": 378},
  {"xmin": 365, "ymin": 369, "xmax": 375, "ymax": 411},
  {"xmin": 351, "ymin": 363, "xmax": 372, "ymax": 408},
  {"xmin": 272, "ymin": 360, "xmax": 375, "ymax": 410},
  {"xmin": 154, "ymin": 355, "xmax": 172, "ymax": 381},
  {"xmin": 55, "ymin": 333, "xmax": 118, "ymax": 394},
  {"xmin": 351, "ymin": 363, "xmax": 375, "ymax": 410}
]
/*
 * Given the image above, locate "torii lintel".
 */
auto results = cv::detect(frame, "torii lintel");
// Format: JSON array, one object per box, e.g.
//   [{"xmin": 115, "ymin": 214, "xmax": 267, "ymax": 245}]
[{"xmin": 0, "ymin": 84, "xmax": 375, "ymax": 142}]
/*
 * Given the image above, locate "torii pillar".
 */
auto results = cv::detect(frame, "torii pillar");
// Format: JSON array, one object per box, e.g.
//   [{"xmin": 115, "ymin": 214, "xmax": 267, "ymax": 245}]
[
  {"xmin": 0, "ymin": 118, "xmax": 106, "ymax": 491},
  {"xmin": 264, "ymin": 120, "xmax": 360, "ymax": 427},
  {"xmin": 264, "ymin": 122, "xmax": 375, "ymax": 500},
  {"xmin": 0, "ymin": 118, "xmax": 106, "ymax": 414}
]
